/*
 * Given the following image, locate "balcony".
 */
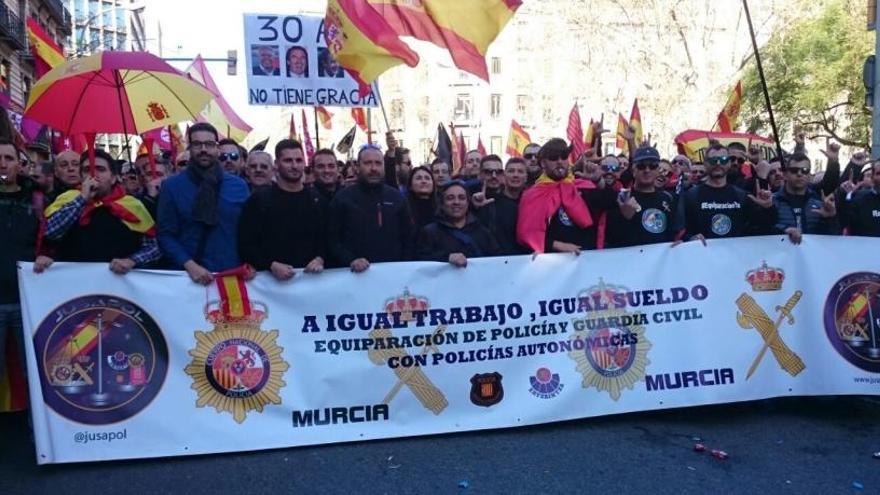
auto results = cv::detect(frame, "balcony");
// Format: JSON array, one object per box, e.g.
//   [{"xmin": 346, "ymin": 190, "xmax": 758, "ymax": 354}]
[
  {"xmin": 0, "ymin": 3, "xmax": 25, "ymax": 50},
  {"xmin": 43, "ymin": 0, "xmax": 72, "ymax": 35}
]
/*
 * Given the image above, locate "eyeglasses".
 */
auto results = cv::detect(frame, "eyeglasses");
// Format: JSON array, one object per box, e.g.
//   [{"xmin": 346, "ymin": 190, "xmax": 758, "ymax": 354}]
[
  {"xmin": 219, "ymin": 152, "xmax": 240, "ymax": 162},
  {"xmin": 523, "ymin": 153, "xmax": 536, "ymax": 160},
  {"xmin": 544, "ymin": 153, "xmax": 568, "ymax": 162},
  {"xmin": 635, "ymin": 162, "xmax": 660, "ymax": 171},
  {"xmin": 189, "ymin": 140, "xmax": 218, "ymax": 150},
  {"xmin": 482, "ymin": 169, "xmax": 503, "ymax": 176},
  {"xmin": 786, "ymin": 167, "xmax": 809, "ymax": 176},
  {"xmin": 601, "ymin": 163, "xmax": 622, "ymax": 172},
  {"xmin": 706, "ymin": 156, "xmax": 731, "ymax": 165}
]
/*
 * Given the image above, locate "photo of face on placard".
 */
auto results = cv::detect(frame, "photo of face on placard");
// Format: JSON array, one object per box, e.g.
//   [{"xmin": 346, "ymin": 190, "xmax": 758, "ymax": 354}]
[
  {"xmin": 286, "ymin": 46, "xmax": 309, "ymax": 78},
  {"xmin": 251, "ymin": 44, "xmax": 280, "ymax": 76},
  {"xmin": 318, "ymin": 47, "xmax": 344, "ymax": 78}
]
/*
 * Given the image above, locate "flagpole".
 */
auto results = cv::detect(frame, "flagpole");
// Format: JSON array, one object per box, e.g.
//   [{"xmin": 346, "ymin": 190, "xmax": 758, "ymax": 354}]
[
  {"xmin": 313, "ymin": 107, "xmax": 320, "ymax": 149},
  {"xmin": 367, "ymin": 107, "xmax": 373, "ymax": 145},
  {"xmin": 742, "ymin": 0, "xmax": 785, "ymax": 162},
  {"xmin": 372, "ymin": 81, "xmax": 391, "ymax": 132}
]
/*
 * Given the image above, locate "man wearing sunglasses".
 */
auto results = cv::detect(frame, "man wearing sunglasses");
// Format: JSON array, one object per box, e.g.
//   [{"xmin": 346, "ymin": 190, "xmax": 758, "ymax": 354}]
[
  {"xmin": 517, "ymin": 138, "xmax": 616, "ymax": 254},
  {"xmin": 218, "ymin": 139, "xmax": 245, "ymax": 176},
  {"xmin": 606, "ymin": 146, "xmax": 678, "ymax": 247},
  {"xmin": 773, "ymin": 144, "xmax": 841, "ymax": 245},
  {"xmin": 523, "ymin": 143, "xmax": 541, "ymax": 185},
  {"xmin": 470, "ymin": 155, "xmax": 504, "ymax": 202},
  {"xmin": 679, "ymin": 143, "xmax": 776, "ymax": 244}
]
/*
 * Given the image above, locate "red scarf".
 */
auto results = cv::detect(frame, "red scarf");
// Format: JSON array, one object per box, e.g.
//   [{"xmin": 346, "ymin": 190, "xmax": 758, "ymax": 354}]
[{"xmin": 517, "ymin": 173, "xmax": 595, "ymax": 253}]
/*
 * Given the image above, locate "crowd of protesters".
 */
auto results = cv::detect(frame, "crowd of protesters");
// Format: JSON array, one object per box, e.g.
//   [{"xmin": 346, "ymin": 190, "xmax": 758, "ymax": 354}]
[{"xmin": 1, "ymin": 120, "xmax": 879, "ymax": 379}]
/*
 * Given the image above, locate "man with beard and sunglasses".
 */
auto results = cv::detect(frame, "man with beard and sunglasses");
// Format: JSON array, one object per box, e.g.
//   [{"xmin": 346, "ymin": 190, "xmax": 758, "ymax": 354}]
[
  {"xmin": 328, "ymin": 144, "xmax": 412, "ymax": 272},
  {"xmin": 218, "ymin": 139, "xmax": 245, "ymax": 177},
  {"xmin": 523, "ymin": 143, "xmax": 542, "ymax": 185},
  {"xmin": 517, "ymin": 138, "xmax": 616, "ymax": 254},
  {"xmin": 158, "ymin": 123, "xmax": 250, "ymax": 285},
  {"xmin": 475, "ymin": 157, "xmax": 530, "ymax": 255},
  {"xmin": 238, "ymin": 139, "xmax": 326, "ymax": 281},
  {"xmin": 679, "ymin": 143, "xmax": 776, "ymax": 244},
  {"xmin": 606, "ymin": 146, "xmax": 679, "ymax": 247},
  {"xmin": 773, "ymin": 144, "xmax": 841, "ymax": 245}
]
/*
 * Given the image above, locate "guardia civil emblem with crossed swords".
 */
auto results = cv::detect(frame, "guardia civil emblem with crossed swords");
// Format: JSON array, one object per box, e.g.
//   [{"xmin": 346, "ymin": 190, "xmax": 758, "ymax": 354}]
[{"xmin": 735, "ymin": 261, "xmax": 805, "ymax": 379}]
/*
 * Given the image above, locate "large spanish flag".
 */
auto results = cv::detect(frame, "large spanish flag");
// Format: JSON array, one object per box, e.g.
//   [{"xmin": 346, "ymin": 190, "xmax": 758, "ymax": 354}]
[
  {"xmin": 370, "ymin": 0, "xmax": 522, "ymax": 81},
  {"xmin": 325, "ymin": 0, "xmax": 420, "ymax": 88},
  {"xmin": 506, "ymin": 119, "xmax": 530, "ymax": 158},
  {"xmin": 716, "ymin": 80, "xmax": 743, "ymax": 133},
  {"xmin": 26, "ymin": 18, "xmax": 65, "ymax": 78}
]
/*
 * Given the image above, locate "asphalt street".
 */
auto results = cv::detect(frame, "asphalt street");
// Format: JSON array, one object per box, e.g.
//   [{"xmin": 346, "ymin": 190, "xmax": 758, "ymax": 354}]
[{"xmin": 1, "ymin": 396, "xmax": 879, "ymax": 494}]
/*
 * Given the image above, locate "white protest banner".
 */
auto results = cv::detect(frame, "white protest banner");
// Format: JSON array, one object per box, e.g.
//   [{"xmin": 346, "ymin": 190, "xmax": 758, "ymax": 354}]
[
  {"xmin": 243, "ymin": 13, "xmax": 378, "ymax": 108},
  {"xmin": 18, "ymin": 235, "xmax": 880, "ymax": 464}
]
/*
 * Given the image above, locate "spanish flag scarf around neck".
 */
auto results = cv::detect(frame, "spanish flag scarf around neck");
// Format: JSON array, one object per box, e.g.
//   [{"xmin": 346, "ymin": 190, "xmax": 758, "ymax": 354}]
[
  {"xmin": 516, "ymin": 172, "xmax": 595, "ymax": 253},
  {"xmin": 45, "ymin": 185, "xmax": 156, "ymax": 237}
]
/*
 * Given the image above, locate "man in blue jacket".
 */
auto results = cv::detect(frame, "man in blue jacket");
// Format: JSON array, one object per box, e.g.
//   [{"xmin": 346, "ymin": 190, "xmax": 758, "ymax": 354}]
[{"xmin": 158, "ymin": 123, "xmax": 250, "ymax": 284}]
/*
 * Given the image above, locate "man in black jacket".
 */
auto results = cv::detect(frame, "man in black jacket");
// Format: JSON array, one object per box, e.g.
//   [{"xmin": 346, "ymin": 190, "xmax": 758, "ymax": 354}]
[
  {"xmin": 774, "ymin": 145, "xmax": 841, "ymax": 244},
  {"xmin": 475, "ymin": 157, "xmax": 529, "ymax": 255},
  {"xmin": 417, "ymin": 181, "xmax": 499, "ymax": 266},
  {"xmin": 840, "ymin": 160, "xmax": 880, "ymax": 237},
  {"xmin": 0, "ymin": 138, "xmax": 41, "ymax": 379},
  {"xmin": 328, "ymin": 145, "xmax": 412, "ymax": 272},
  {"xmin": 239, "ymin": 139, "xmax": 326, "ymax": 280}
]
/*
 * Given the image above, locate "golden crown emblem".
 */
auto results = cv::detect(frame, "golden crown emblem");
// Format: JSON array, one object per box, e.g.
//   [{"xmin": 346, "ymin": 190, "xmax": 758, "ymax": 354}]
[
  {"xmin": 745, "ymin": 261, "xmax": 785, "ymax": 292},
  {"xmin": 384, "ymin": 288, "xmax": 429, "ymax": 322},
  {"xmin": 204, "ymin": 300, "xmax": 269, "ymax": 325}
]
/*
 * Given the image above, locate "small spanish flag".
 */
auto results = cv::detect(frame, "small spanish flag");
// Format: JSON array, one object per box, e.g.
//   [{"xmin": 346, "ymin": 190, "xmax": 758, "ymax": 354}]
[
  {"xmin": 629, "ymin": 99, "xmax": 643, "ymax": 145},
  {"xmin": 584, "ymin": 119, "xmax": 595, "ymax": 150},
  {"xmin": 351, "ymin": 107, "xmax": 368, "ymax": 132},
  {"xmin": 216, "ymin": 274, "xmax": 253, "ymax": 320},
  {"xmin": 615, "ymin": 113, "xmax": 630, "ymax": 153},
  {"xmin": 506, "ymin": 119, "xmax": 531, "ymax": 158},
  {"xmin": 716, "ymin": 80, "xmax": 743, "ymax": 133},
  {"xmin": 316, "ymin": 106, "xmax": 333, "ymax": 130}
]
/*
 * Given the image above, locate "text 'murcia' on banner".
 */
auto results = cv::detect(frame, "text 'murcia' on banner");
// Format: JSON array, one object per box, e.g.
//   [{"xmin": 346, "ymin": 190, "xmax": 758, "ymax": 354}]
[
  {"xmin": 17, "ymin": 235, "xmax": 880, "ymax": 464},
  {"xmin": 243, "ymin": 14, "xmax": 378, "ymax": 108}
]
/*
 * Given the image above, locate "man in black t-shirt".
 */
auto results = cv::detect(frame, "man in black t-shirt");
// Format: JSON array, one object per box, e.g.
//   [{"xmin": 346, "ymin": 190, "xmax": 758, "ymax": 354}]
[
  {"xmin": 679, "ymin": 143, "xmax": 776, "ymax": 243},
  {"xmin": 606, "ymin": 146, "xmax": 678, "ymax": 247}
]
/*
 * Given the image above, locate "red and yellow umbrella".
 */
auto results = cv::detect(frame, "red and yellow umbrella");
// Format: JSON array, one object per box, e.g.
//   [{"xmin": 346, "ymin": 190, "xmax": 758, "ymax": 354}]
[{"xmin": 24, "ymin": 51, "xmax": 215, "ymax": 137}]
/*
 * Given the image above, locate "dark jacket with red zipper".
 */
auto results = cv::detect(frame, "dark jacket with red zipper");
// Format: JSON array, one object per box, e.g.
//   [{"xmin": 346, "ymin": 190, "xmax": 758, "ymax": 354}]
[{"xmin": 327, "ymin": 179, "xmax": 412, "ymax": 266}]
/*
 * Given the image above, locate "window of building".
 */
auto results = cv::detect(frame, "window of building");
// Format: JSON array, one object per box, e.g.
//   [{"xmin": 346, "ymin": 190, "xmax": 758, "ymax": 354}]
[
  {"xmin": 419, "ymin": 138, "xmax": 432, "ymax": 162},
  {"xmin": 117, "ymin": 33, "xmax": 127, "ymax": 50},
  {"xmin": 490, "ymin": 94, "xmax": 501, "ymax": 119},
  {"xmin": 454, "ymin": 94, "xmax": 473, "ymax": 121},
  {"xmin": 21, "ymin": 76, "xmax": 31, "ymax": 106},
  {"xmin": 103, "ymin": 32, "xmax": 114, "ymax": 50},
  {"xmin": 116, "ymin": 7, "xmax": 125, "ymax": 29},
  {"xmin": 491, "ymin": 57, "xmax": 501, "ymax": 75},
  {"xmin": 490, "ymin": 136, "xmax": 502, "ymax": 154},
  {"xmin": 516, "ymin": 94, "xmax": 529, "ymax": 117}
]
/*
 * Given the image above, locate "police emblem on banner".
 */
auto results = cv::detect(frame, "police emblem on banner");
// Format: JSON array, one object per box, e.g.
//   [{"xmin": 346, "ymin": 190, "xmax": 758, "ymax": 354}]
[
  {"xmin": 641, "ymin": 208, "xmax": 667, "ymax": 234},
  {"xmin": 367, "ymin": 288, "xmax": 449, "ymax": 415},
  {"xmin": 185, "ymin": 271, "xmax": 288, "ymax": 424},
  {"xmin": 710, "ymin": 214, "xmax": 732, "ymax": 236},
  {"xmin": 32, "ymin": 295, "xmax": 168, "ymax": 425},
  {"xmin": 735, "ymin": 261, "xmax": 805, "ymax": 380},
  {"xmin": 823, "ymin": 272, "xmax": 880, "ymax": 373},
  {"xmin": 528, "ymin": 367, "xmax": 564, "ymax": 399},
  {"xmin": 470, "ymin": 372, "xmax": 504, "ymax": 407},
  {"xmin": 568, "ymin": 280, "xmax": 651, "ymax": 401}
]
